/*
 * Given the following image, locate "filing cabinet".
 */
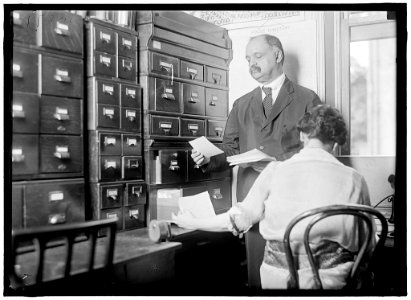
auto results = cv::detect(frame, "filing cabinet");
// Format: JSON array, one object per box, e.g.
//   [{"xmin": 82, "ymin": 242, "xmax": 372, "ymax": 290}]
[
  {"xmin": 137, "ymin": 11, "xmax": 233, "ymax": 225},
  {"xmin": 11, "ymin": 11, "xmax": 85, "ymax": 229},
  {"xmin": 86, "ymin": 18, "xmax": 144, "ymax": 231}
]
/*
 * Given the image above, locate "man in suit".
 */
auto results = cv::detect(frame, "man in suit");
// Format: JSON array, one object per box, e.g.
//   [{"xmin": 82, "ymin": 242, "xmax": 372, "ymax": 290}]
[{"xmin": 191, "ymin": 34, "xmax": 321, "ymax": 289}]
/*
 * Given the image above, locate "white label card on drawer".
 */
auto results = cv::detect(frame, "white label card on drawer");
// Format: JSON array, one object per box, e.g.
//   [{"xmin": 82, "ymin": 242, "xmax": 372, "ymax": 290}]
[
  {"xmin": 212, "ymin": 95, "xmax": 218, "ymax": 101},
  {"xmin": 105, "ymin": 160, "xmax": 116, "ymax": 168},
  {"xmin": 126, "ymin": 110, "xmax": 136, "ymax": 117},
  {"xmin": 104, "ymin": 108, "xmax": 115, "ymax": 115},
  {"xmin": 160, "ymin": 122, "xmax": 172, "ymax": 129},
  {"xmin": 13, "ymin": 104, "xmax": 23, "ymax": 112},
  {"xmin": 105, "ymin": 137, "xmax": 116, "ymax": 145},
  {"xmin": 107, "ymin": 213, "xmax": 118, "ymax": 219},
  {"xmin": 56, "ymin": 21, "xmax": 69, "ymax": 31},
  {"xmin": 13, "ymin": 64, "xmax": 21, "ymax": 71},
  {"xmin": 56, "ymin": 69, "xmax": 69, "ymax": 77},
  {"xmin": 100, "ymin": 32, "xmax": 111, "ymax": 42},
  {"xmin": 187, "ymin": 68, "xmax": 198, "ymax": 74},
  {"xmin": 126, "ymin": 88, "xmax": 136, "ymax": 96},
  {"xmin": 122, "ymin": 38, "xmax": 132, "ymax": 47},
  {"xmin": 56, "ymin": 146, "xmax": 69, "ymax": 153},
  {"xmin": 165, "ymin": 88, "xmax": 173, "ymax": 94},
  {"xmin": 56, "ymin": 107, "xmax": 68, "ymax": 115},
  {"xmin": 127, "ymin": 138, "xmax": 137, "ymax": 146},
  {"xmin": 100, "ymin": 56, "xmax": 111, "ymax": 64},
  {"xmin": 12, "ymin": 148, "xmax": 23, "ymax": 155},
  {"xmin": 103, "ymin": 84, "xmax": 114, "ymax": 93},
  {"xmin": 153, "ymin": 40, "xmax": 161, "ymax": 49},
  {"xmin": 107, "ymin": 189, "xmax": 118, "ymax": 197},
  {"xmin": 49, "ymin": 191, "xmax": 64, "ymax": 201}
]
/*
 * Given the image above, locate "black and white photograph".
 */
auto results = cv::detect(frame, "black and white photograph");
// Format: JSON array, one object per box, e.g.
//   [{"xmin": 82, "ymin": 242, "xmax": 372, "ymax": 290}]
[{"xmin": 1, "ymin": 2, "xmax": 407, "ymax": 297}]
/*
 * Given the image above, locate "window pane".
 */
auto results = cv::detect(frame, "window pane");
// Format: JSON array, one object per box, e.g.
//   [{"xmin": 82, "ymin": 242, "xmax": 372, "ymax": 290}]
[{"xmin": 349, "ymin": 38, "xmax": 396, "ymax": 156}]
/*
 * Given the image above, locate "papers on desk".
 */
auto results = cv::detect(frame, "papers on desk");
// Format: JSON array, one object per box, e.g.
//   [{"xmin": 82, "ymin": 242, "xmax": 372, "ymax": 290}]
[
  {"xmin": 178, "ymin": 191, "xmax": 216, "ymax": 219},
  {"xmin": 226, "ymin": 148, "xmax": 276, "ymax": 166},
  {"xmin": 189, "ymin": 136, "xmax": 224, "ymax": 158}
]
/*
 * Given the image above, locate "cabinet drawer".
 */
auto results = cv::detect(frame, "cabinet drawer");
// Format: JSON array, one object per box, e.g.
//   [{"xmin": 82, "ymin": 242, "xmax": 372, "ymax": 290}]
[
  {"xmin": 158, "ymin": 150, "xmax": 187, "ymax": 184},
  {"xmin": 150, "ymin": 115, "xmax": 179, "ymax": 136},
  {"xmin": 100, "ymin": 156, "xmax": 121, "ymax": 180},
  {"xmin": 12, "ymin": 134, "xmax": 39, "ymax": 176},
  {"xmin": 151, "ymin": 53, "xmax": 179, "ymax": 78},
  {"xmin": 39, "ymin": 11, "xmax": 83, "ymax": 54},
  {"xmin": 100, "ymin": 184, "xmax": 123, "ymax": 209},
  {"xmin": 121, "ymin": 84, "xmax": 141, "ymax": 108},
  {"xmin": 182, "ymin": 84, "xmax": 205, "ymax": 115},
  {"xmin": 180, "ymin": 118, "xmax": 205, "ymax": 138},
  {"xmin": 124, "ymin": 205, "xmax": 145, "ymax": 229},
  {"xmin": 118, "ymin": 56, "xmax": 136, "ymax": 82},
  {"xmin": 207, "ymin": 120, "xmax": 225, "ymax": 138},
  {"xmin": 205, "ymin": 66, "xmax": 227, "ymax": 86},
  {"xmin": 118, "ymin": 31, "xmax": 137, "ymax": 58},
  {"xmin": 25, "ymin": 181, "xmax": 85, "ymax": 227},
  {"xmin": 40, "ymin": 135, "xmax": 83, "ymax": 174},
  {"xmin": 99, "ymin": 132, "xmax": 121, "ymax": 156},
  {"xmin": 94, "ymin": 25, "xmax": 116, "ymax": 54},
  {"xmin": 205, "ymin": 88, "xmax": 228, "ymax": 117},
  {"xmin": 12, "ymin": 11, "xmax": 36, "ymax": 44},
  {"xmin": 12, "ymin": 184, "xmax": 24, "ymax": 229},
  {"xmin": 181, "ymin": 60, "xmax": 204, "ymax": 82},
  {"xmin": 206, "ymin": 180, "xmax": 231, "ymax": 214},
  {"xmin": 100, "ymin": 208, "xmax": 123, "ymax": 230},
  {"xmin": 150, "ymin": 78, "xmax": 180, "ymax": 113},
  {"xmin": 121, "ymin": 107, "xmax": 141, "ymax": 132},
  {"xmin": 125, "ymin": 183, "xmax": 146, "ymax": 206},
  {"xmin": 96, "ymin": 79, "xmax": 120, "ymax": 105},
  {"xmin": 40, "ymin": 96, "xmax": 82, "ymax": 135},
  {"xmin": 42, "ymin": 55, "xmax": 83, "ymax": 98},
  {"xmin": 122, "ymin": 134, "xmax": 142, "ymax": 156},
  {"xmin": 122, "ymin": 156, "xmax": 143, "ymax": 180},
  {"xmin": 97, "ymin": 104, "xmax": 120, "ymax": 129},
  {"xmin": 93, "ymin": 51, "xmax": 116, "ymax": 78},
  {"xmin": 12, "ymin": 92, "xmax": 39, "ymax": 134},
  {"xmin": 13, "ymin": 48, "xmax": 38, "ymax": 93}
]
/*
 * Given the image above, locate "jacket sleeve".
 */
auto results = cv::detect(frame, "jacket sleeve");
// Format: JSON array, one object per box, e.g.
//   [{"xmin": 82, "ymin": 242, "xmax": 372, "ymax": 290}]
[{"xmin": 206, "ymin": 100, "xmax": 241, "ymax": 172}]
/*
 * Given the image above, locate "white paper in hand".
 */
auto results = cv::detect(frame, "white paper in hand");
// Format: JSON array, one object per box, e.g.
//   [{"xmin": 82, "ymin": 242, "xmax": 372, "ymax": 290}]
[
  {"xmin": 189, "ymin": 136, "xmax": 223, "ymax": 158},
  {"xmin": 178, "ymin": 191, "xmax": 216, "ymax": 218}
]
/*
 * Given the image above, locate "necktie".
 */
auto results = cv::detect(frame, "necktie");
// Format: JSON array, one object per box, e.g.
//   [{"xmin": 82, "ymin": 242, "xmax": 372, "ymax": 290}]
[{"xmin": 262, "ymin": 86, "xmax": 273, "ymax": 118}]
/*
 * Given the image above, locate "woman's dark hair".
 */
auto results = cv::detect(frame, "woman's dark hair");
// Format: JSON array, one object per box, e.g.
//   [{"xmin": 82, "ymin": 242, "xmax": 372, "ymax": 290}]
[{"xmin": 297, "ymin": 105, "xmax": 347, "ymax": 146}]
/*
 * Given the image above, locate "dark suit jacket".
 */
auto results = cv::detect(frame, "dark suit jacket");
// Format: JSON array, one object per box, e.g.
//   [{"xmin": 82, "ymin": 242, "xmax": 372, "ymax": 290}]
[
  {"xmin": 206, "ymin": 77, "xmax": 321, "ymax": 289},
  {"xmin": 208, "ymin": 77, "xmax": 322, "ymax": 201}
]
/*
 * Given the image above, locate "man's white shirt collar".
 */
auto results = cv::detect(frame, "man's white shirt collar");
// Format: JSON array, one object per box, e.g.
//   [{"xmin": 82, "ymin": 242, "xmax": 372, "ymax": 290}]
[{"xmin": 259, "ymin": 73, "xmax": 286, "ymax": 103}]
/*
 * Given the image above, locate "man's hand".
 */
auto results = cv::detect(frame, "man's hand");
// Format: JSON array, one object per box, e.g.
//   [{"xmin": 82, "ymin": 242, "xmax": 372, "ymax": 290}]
[{"xmin": 191, "ymin": 149, "xmax": 210, "ymax": 167}]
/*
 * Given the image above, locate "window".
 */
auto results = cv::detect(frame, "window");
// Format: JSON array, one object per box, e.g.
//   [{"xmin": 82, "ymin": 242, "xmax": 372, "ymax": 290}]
[{"xmin": 342, "ymin": 13, "xmax": 396, "ymax": 156}]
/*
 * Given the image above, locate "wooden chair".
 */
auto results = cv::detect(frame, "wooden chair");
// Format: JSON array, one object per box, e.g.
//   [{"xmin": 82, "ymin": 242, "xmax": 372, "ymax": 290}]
[
  {"xmin": 6, "ymin": 218, "xmax": 117, "ymax": 296},
  {"xmin": 283, "ymin": 204, "xmax": 388, "ymax": 290}
]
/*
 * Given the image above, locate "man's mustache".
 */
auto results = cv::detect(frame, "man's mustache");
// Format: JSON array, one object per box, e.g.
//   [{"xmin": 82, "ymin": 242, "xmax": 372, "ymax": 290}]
[{"xmin": 250, "ymin": 65, "xmax": 261, "ymax": 73}]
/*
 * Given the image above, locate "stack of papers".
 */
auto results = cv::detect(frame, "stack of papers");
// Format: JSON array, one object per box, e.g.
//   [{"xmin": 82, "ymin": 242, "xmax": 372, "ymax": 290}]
[
  {"xmin": 227, "ymin": 148, "xmax": 276, "ymax": 166},
  {"xmin": 178, "ymin": 191, "xmax": 216, "ymax": 218},
  {"xmin": 188, "ymin": 136, "xmax": 224, "ymax": 157}
]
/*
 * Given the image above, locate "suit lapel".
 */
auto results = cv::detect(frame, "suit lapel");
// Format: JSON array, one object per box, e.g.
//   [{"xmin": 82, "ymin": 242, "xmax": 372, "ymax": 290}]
[
  {"xmin": 250, "ymin": 87, "xmax": 265, "ymax": 120},
  {"xmin": 262, "ymin": 77, "xmax": 294, "ymax": 129}
]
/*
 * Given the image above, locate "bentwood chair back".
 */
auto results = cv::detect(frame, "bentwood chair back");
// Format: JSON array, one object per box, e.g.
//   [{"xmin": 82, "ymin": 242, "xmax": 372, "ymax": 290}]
[{"xmin": 283, "ymin": 204, "xmax": 388, "ymax": 289}]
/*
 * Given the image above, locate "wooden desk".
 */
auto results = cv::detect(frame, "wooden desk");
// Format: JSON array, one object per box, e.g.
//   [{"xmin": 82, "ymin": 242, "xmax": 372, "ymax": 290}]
[{"xmin": 13, "ymin": 228, "xmax": 181, "ymax": 294}]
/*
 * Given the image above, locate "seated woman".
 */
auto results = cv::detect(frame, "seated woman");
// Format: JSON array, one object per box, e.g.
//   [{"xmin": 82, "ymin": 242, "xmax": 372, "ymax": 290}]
[{"xmin": 173, "ymin": 104, "xmax": 376, "ymax": 289}]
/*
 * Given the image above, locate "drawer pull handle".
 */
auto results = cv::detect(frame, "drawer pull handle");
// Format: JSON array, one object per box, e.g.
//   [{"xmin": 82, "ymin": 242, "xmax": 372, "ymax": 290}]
[
  {"xmin": 159, "ymin": 122, "xmax": 172, "ymax": 135},
  {"xmin": 209, "ymin": 95, "xmax": 218, "ymax": 106},
  {"xmin": 215, "ymin": 127, "xmax": 223, "ymax": 137},
  {"xmin": 100, "ymin": 55, "xmax": 112, "ymax": 67},
  {"xmin": 126, "ymin": 109, "xmax": 136, "ymax": 122},
  {"xmin": 129, "ymin": 209, "xmax": 139, "ymax": 220},
  {"xmin": 126, "ymin": 88, "xmax": 136, "ymax": 99},
  {"xmin": 132, "ymin": 186, "xmax": 142, "ymax": 197},
  {"xmin": 104, "ymin": 136, "xmax": 117, "ymax": 146},
  {"xmin": 187, "ymin": 67, "xmax": 198, "ymax": 80},
  {"xmin": 106, "ymin": 189, "xmax": 118, "ymax": 201},
  {"xmin": 54, "ymin": 69, "xmax": 71, "ymax": 83},
  {"xmin": 122, "ymin": 38, "xmax": 132, "ymax": 49},
  {"xmin": 161, "ymin": 87, "xmax": 175, "ymax": 101},
  {"xmin": 212, "ymin": 73, "xmax": 222, "ymax": 84},
  {"xmin": 159, "ymin": 61, "xmax": 173, "ymax": 75},
  {"xmin": 12, "ymin": 148, "xmax": 25, "ymax": 162},
  {"xmin": 169, "ymin": 159, "xmax": 180, "ymax": 171},
  {"xmin": 54, "ymin": 145, "xmax": 70, "ymax": 159},
  {"xmin": 128, "ymin": 159, "xmax": 139, "ymax": 169},
  {"xmin": 48, "ymin": 213, "xmax": 66, "ymax": 225},
  {"xmin": 127, "ymin": 137, "xmax": 137, "ymax": 146},
  {"xmin": 211, "ymin": 189, "xmax": 223, "ymax": 200},
  {"xmin": 103, "ymin": 84, "xmax": 114, "ymax": 95},
  {"xmin": 13, "ymin": 64, "xmax": 23, "ymax": 78},
  {"xmin": 54, "ymin": 107, "xmax": 70, "ymax": 121},
  {"xmin": 13, "ymin": 12, "xmax": 22, "ymax": 26},
  {"xmin": 103, "ymin": 107, "xmax": 115, "ymax": 119},
  {"xmin": 54, "ymin": 21, "xmax": 70, "ymax": 36},
  {"xmin": 122, "ymin": 59, "xmax": 133, "ymax": 71},
  {"xmin": 189, "ymin": 92, "xmax": 199, "ymax": 103},
  {"xmin": 100, "ymin": 31, "xmax": 112, "ymax": 44},
  {"xmin": 12, "ymin": 104, "xmax": 25, "ymax": 119},
  {"xmin": 188, "ymin": 124, "xmax": 199, "ymax": 136},
  {"xmin": 104, "ymin": 160, "xmax": 117, "ymax": 169},
  {"xmin": 49, "ymin": 191, "xmax": 64, "ymax": 202}
]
